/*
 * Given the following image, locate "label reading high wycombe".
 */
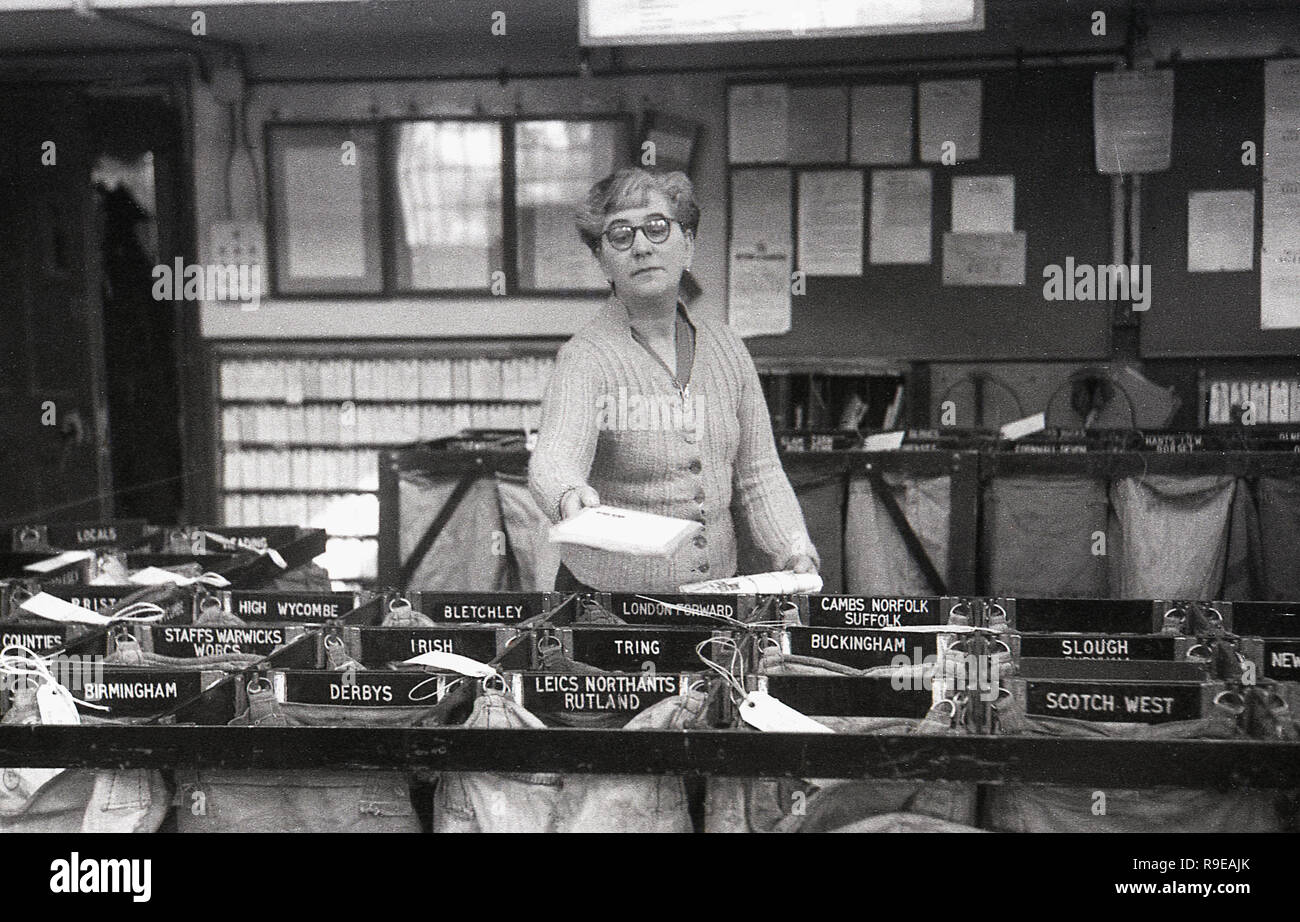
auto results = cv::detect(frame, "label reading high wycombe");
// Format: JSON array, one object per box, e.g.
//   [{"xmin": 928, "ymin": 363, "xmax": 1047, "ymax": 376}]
[
  {"xmin": 228, "ymin": 592, "xmax": 356, "ymax": 623},
  {"xmin": 78, "ymin": 668, "xmax": 204, "ymax": 717},
  {"xmin": 569, "ymin": 628, "xmax": 720, "ymax": 671},
  {"xmin": 280, "ymin": 670, "xmax": 446, "ymax": 707},
  {"xmin": 1025, "ymin": 681, "xmax": 1201, "ymax": 723},
  {"xmin": 788, "ymin": 627, "xmax": 937, "ymax": 669},
  {"xmin": 1229, "ymin": 603, "xmax": 1300, "ymax": 638},
  {"xmin": 357, "ymin": 627, "xmax": 499, "ymax": 667},
  {"xmin": 1013, "ymin": 599, "xmax": 1155, "ymax": 634},
  {"xmin": 523, "ymin": 673, "xmax": 680, "ymax": 714},
  {"xmin": 1263, "ymin": 640, "xmax": 1300, "ymax": 680},
  {"xmin": 0, "ymin": 623, "xmax": 70, "ymax": 653},
  {"xmin": 150, "ymin": 624, "xmax": 292, "ymax": 658},
  {"xmin": 1018, "ymin": 634, "xmax": 1177, "ymax": 661},
  {"xmin": 416, "ymin": 592, "xmax": 544, "ymax": 624},
  {"xmin": 42, "ymin": 585, "xmax": 135, "ymax": 615},
  {"xmin": 806, "ymin": 595, "xmax": 944, "ymax": 629},
  {"xmin": 761, "ymin": 675, "xmax": 932, "ymax": 719},
  {"xmin": 607, "ymin": 594, "xmax": 738, "ymax": 626}
]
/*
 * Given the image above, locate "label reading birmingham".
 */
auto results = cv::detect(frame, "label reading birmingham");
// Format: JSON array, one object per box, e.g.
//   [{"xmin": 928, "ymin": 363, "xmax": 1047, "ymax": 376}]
[
  {"xmin": 1025, "ymin": 681, "xmax": 1201, "ymax": 723},
  {"xmin": 525, "ymin": 673, "xmax": 680, "ymax": 712},
  {"xmin": 608, "ymin": 594, "xmax": 737, "ymax": 626},
  {"xmin": 807, "ymin": 595, "xmax": 943, "ymax": 628},
  {"xmin": 789, "ymin": 627, "xmax": 937, "ymax": 668},
  {"xmin": 358, "ymin": 627, "xmax": 499, "ymax": 666},
  {"xmin": 153, "ymin": 625, "xmax": 290, "ymax": 658},
  {"xmin": 81, "ymin": 669, "xmax": 203, "ymax": 716},
  {"xmin": 417, "ymin": 592, "xmax": 542, "ymax": 624},
  {"xmin": 1018, "ymin": 634, "xmax": 1176, "ymax": 661},
  {"xmin": 229, "ymin": 592, "xmax": 355, "ymax": 622}
]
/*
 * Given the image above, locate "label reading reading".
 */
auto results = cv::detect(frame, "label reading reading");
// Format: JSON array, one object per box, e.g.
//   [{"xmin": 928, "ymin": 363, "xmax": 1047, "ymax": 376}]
[
  {"xmin": 806, "ymin": 595, "xmax": 944, "ymax": 629},
  {"xmin": 1025, "ymin": 681, "xmax": 1201, "ymax": 723}
]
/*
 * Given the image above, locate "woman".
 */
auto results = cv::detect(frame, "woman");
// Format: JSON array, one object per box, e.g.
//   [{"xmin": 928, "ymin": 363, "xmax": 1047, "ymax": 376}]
[{"xmin": 529, "ymin": 167, "xmax": 819, "ymax": 592}]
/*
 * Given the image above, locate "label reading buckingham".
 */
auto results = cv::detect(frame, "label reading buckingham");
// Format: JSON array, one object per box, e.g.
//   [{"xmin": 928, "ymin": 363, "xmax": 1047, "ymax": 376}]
[
  {"xmin": 807, "ymin": 595, "xmax": 944, "ymax": 629},
  {"xmin": 523, "ymin": 673, "xmax": 680, "ymax": 714},
  {"xmin": 228, "ymin": 592, "xmax": 356, "ymax": 623},
  {"xmin": 1024, "ymin": 680, "xmax": 1202, "ymax": 723},
  {"xmin": 80, "ymin": 668, "xmax": 203, "ymax": 717},
  {"xmin": 1018, "ymin": 634, "xmax": 1177, "ymax": 661},
  {"xmin": 416, "ymin": 592, "xmax": 543, "ymax": 624},
  {"xmin": 608, "ymin": 593, "xmax": 737, "ymax": 626},
  {"xmin": 569, "ymin": 628, "xmax": 720, "ymax": 671},
  {"xmin": 280, "ymin": 670, "xmax": 446, "ymax": 706},
  {"xmin": 358, "ymin": 627, "xmax": 499, "ymax": 666},
  {"xmin": 1263, "ymin": 640, "xmax": 1300, "ymax": 680},
  {"xmin": 152, "ymin": 625, "xmax": 290, "ymax": 658},
  {"xmin": 788, "ymin": 627, "xmax": 937, "ymax": 669}
]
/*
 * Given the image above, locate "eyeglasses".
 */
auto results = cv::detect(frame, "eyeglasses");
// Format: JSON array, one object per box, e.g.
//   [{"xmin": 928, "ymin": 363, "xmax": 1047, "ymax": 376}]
[{"xmin": 600, "ymin": 214, "xmax": 678, "ymax": 251}]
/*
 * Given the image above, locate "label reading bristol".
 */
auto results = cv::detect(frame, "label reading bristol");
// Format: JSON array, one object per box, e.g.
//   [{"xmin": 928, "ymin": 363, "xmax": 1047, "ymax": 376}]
[
  {"xmin": 153, "ymin": 625, "xmax": 290, "ymax": 658},
  {"xmin": 1264, "ymin": 640, "xmax": 1300, "ymax": 680},
  {"xmin": 1025, "ymin": 681, "xmax": 1201, "ymax": 723},
  {"xmin": 807, "ymin": 595, "xmax": 943, "ymax": 629},
  {"xmin": 281, "ymin": 670, "xmax": 444, "ymax": 707},
  {"xmin": 569, "ymin": 628, "xmax": 720, "ymax": 671},
  {"xmin": 524, "ymin": 673, "xmax": 680, "ymax": 714},
  {"xmin": 80, "ymin": 669, "xmax": 202, "ymax": 717},
  {"xmin": 417, "ymin": 592, "xmax": 543, "ymax": 624},
  {"xmin": 608, "ymin": 594, "xmax": 737, "ymax": 626},
  {"xmin": 1018, "ymin": 634, "xmax": 1177, "ymax": 661},
  {"xmin": 788, "ymin": 627, "xmax": 937, "ymax": 669},
  {"xmin": 43, "ymin": 586, "xmax": 131, "ymax": 614},
  {"xmin": 229, "ymin": 592, "xmax": 355, "ymax": 623},
  {"xmin": 357, "ymin": 628, "xmax": 499, "ymax": 667}
]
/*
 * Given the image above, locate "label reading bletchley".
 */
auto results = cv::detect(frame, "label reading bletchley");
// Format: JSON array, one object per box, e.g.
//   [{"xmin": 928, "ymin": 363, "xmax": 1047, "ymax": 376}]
[
  {"xmin": 281, "ymin": 670, "xmax": 444, "ymax": 707},
  {"xmin": 524, "ymin": 673, "xmax": 680, "ymax": 714},
  {"xmin": 569, "ymin": 628, "xmax": 720, "ymax": 671},
  {"xmin": 152, "ymin": 625, "xmax": 291, "ymax": 658},
  {"xmin": 806, "ymin": 595, "xmax": 944, "ymax": 629},
  {"xmin": 229, "ymin": 592, "xmax": 355, "ymax": 623},
  {"xmin": 417, "ymin": 592, "xmax": 543, "ymax": 624},
  {"xmin": 358, "ymin": 627, "xmax": 499, "ymax": 667},
  {"xmin": 1025, "ymin": 681, "xmax": 1201, "ymax": 723},
  {"xmin": 608, "ymin": 594, "xmax": 737, "ymax": 626},
  {"xmin": 1018, "ymin": 634, "xmax": 1177, "ymax": 661},
  {"xmin": 788, "ymin": 627, "xmax": 937, "ymax": 669},
  {"xmin": 80, "ymin": 668, "xmax": 203, "ymax": 717},
  {"xmin": 1263, "ymin": 640, "xmax": 1300, "ymax": 680}
]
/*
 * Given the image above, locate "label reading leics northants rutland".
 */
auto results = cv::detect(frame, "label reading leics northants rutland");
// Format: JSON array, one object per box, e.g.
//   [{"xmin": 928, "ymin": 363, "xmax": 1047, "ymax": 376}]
[{"xmin": 523, "ymin": 673, "xmax": 680, "ymax": 714}]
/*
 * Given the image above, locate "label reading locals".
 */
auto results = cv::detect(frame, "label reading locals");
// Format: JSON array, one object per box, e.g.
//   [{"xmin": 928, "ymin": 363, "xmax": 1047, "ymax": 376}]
[
  {"xmin": 523, "ymin": 673, "xmax": 680, "ymax": 713},
  {"xmin": 152, "ymin": 625, "xmax": 291, "ymax": 658},
  {"xmin": 1231, "ymin": 603, "xmax": 1300, "ymax": 638},
  {"xmin": 807, "ymin": 595, "xmax": 944, "ymax": 629},
  {"xmin": 569, "ymin": 628, "xmax": 720, "ymax": 671},
  {"xmin": 1018, "ymin": 634, "xmax": 1177, "ymax": 661},
  {"xmin": 357, "ymin": 628, "xmax": 499, "ymax": 667},
  {"xmin": 608, "ymin": 594, "xmax": 737, "ymax": 626},
  {"xmin": 1263, "ymin": 640, "xmax": 1300, "ymax": 680},
  {"xmin": 416, "ymin": 592, "xmax": 543, "ymax": 624},
  {"xmin": 280, "ymin": 670, "xmax": 446, "ymax": 707},
  {"xmin": 80, "ymin": 668, "xmax": 203, "ymax": 717},
  {"xmin": 788, "ymin": 627, "xmax": 937, "ymax": 669},
  {"xmin": 228, "ymin": 592, "xmax": 356, "ymax": 623},
  {"xmin": 1025, "ymin": 681, "xmax": 1201, "ymax": 723}
]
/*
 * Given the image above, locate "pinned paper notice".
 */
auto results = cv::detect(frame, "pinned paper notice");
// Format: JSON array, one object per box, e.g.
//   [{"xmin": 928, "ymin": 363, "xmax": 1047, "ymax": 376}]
[
  {"xmin": 1000, "ymin": 412, "xmax": 1047, "ymax": 440},
  {"xmin": 402, "ymin": 651, "xmax": 497, "ymax": 678},
  {"xmin": 861, "ymin": 431, "xmax": 906, "ymax": 451},
  {"xmin": 22, "ymin": 550, "xmax": 94, "ymax": 574},
  {"xmin": 739, "ymin": 691, "xmax": 834, "ymax": 733}
]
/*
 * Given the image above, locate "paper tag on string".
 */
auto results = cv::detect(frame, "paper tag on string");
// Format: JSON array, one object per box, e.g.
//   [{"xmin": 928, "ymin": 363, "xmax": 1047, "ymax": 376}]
[
  {"xmin": 22, "ymin": 550, "xmax": 95, "ymax": 574},
  {"xmin": 36, "ymin": 683, "xmax": 81, "ymax": 726},
  {"xmin": 402, "ymin": 651, "xmax": 497, "ymax": 678},
  {"xmin": 19, "ymin": 593, "xmax": 113, "ymax": 625},
  {"xmin": 738, "ymin": 691, "xmax": 834, "ymax": 733}
]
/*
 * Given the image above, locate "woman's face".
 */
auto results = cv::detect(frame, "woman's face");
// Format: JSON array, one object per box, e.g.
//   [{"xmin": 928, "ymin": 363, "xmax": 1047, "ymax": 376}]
[{"xmin": 596, "ymin": 190, "xmax": 694, "ymax": 303}]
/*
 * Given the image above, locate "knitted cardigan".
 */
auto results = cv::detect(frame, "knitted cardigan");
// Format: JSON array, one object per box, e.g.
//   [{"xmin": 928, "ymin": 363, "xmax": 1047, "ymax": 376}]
[{"xmin": 528, "ymin": 295, "xmax": 818, "ymax": 592}]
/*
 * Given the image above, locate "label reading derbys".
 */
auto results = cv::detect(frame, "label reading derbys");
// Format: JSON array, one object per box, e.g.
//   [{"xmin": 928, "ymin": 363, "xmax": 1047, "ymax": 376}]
[
  {"xmin": 229, "ymin": 592, "xmax": 355, "ymax": 623},
  {"xmin": 788, "ymin": 627, "xmax": 937, "ymax": 669},
  {"xmin": 153, "ymin": 625, "xmax": 288, "ymax": 658},
  {"xmin": 281, "ymin": 670, "xmax": 444, "ymax": 706},
  {"xmin": 417, "ymin": 592, "xmax": 542, "ymax": 624},
  {"xmin": 524, "ymin": 673, "xmax": 680, "ymax": 713},
  {"xmin": 1025, "ymin": 681, "xmax": 1201, "ymax": 723},
  {"xmin": 608, "ymin": 594, "xmax": 737, "ymax": 626},
  {"xmin": 570, "ymin": 628, "xmax": 719, "ymax": 670},
  {"xmin": 1018, "ymin": 634, "xmax": 1177, "ymax": 661},
  {"xmin": 807, "ymin": 595, "xmax": 943, "ymax": 628},
  {"xmin": 357, "ymin": 627, "xmax": 499, "ymax": 667},
  {"xmin": 1264, "ymin": 640, "xmax": 1300, "ymax": 680}
]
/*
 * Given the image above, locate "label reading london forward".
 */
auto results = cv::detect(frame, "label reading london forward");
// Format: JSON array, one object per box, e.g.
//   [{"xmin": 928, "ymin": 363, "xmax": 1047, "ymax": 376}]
[
  {"xmin": 607, "ymin": 594, "xmax": 738, "ymax": 626},
  {"xmin": 522, "ymin": 673, "xmax": 680, "ymax": 715},
  {"xmin": 228, "ymin": 592, "xmax": 356, "ymax": 623},
  {"xmin": 1024, "ymin": 680, "xmax": 1202, "ymax": 723},
  {"xmin": 356, "ymin": 627, "xmax": 499, "ymax": 667},
  {"xmin": 806, "ymin": 595, "xmax": 944, "ymax": 629},
  {"xmin": 150, "ymin": 624, "xmax": 294, "ymax": 658},
  {"xmin": 416, "ymin": 592, "xmax": 544, "ymax": 624},
  {"xmin": 1017, "ymin": 634, "xmax": 1177, "ymax": 661}
]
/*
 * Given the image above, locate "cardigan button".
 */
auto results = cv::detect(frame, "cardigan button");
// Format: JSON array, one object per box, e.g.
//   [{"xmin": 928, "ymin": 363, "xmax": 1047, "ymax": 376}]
[
  {"xmin": 687, "ymin": 459, "xmax": 702, "ymax": 474},
  {"xmin": 693, "ymin": 487, "xmax": 705, "ymax": 503},
  {"xmin": 693, "ymin": 534, "xmax": 707, "ymax": 548},
  {"xmin": 696, "ymin": 562, "xmax": 710, "ymax": 573}
]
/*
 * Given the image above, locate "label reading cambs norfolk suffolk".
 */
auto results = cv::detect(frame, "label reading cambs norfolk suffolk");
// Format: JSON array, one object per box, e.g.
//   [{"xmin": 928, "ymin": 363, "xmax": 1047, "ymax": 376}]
[{"xmin": 807, "ymin": 595, "xmax": 944, "ymax": 629}]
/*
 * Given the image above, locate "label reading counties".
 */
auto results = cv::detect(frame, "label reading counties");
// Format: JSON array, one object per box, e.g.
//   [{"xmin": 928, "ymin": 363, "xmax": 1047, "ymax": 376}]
[
  {"xmin": 1263, "ymin": 640, "xmax": 1300, "ymax": 680},
  {"xmin": 522, "ymin": 673, "xmax": 680, "ymax": 715},
  {"xmin": 1018, "ymin": 634, "xmax": 1177, "ymax": 661},
  {"xmin": 416, "ymin": 592, "xmax": 543, "ymax": 624},
  {"xmin": 608, "ymin": 594, "xmax": 738, "ymax": 626},
  {"xmin": 1012, "ymin": 599, "xmax": 1156, "ymax": 634},
  {"xmin": 357, "ymin": 628, "xmax": 499, "ymax": 667},
  {"xmin": 569, "ymin": 628, "xmax": 721, "ymax": 671},
  {"xmin": 228, "ymin": 592, "xmax": 356, "ymax": 623},
  {"xmin": 1231, "ymin": 603, "xmax": 1300, "ymax": 638},
  {"xmin": 152, "ymin": 625, "xmax": 291, "ymax": 658},
  {"xmin": 788, "ymin": 627, "xmax": 937, "ymax": 669},
  {"xmin": 79, "ymin": 668, "xmax": 203, "ymax": 717},
  {"xmin": 279, "ymin": 670, "xmax": 446, "ymax": 707},
  {"xmin": 807, "ymin": 595, "xmax": 944, "ymax": 629},
  {"xmin": 0, "ymin": 624, "xmax": 69, "ymax": 653},
  {"xmin": 1024, "ymin": 681, "xmax": 1201, "ymax": 723},
  {"xmin": 761, "ymin": 675, "xmax": 933, "ymax": 719}
]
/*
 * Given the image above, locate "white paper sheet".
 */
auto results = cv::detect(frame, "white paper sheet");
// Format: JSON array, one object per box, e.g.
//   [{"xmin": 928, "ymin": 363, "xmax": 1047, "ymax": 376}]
[
  {"xmin": 1187, "ymin": 190, "xmax": 1255, "ymax": 272},
  {"xmin": 728, "ymin": 83, "xmax": 788, "ymax": 163},
  {"xmin": 549, "ymin": 505, "xmax": 703, "ymax": 557},
  {"xmin": 851, "ymin": 85, "xmax": 914, "ymax": 165},
  {"xmin": 797, "ymin": 170, "xmax": 864, "ymax": 275},
  {"xmin": 919, "ymin": 79, "xmax": 982, "ymax": 163},
  {"xmin": 729, "ymin": 168, "xmax": 793, "ymax": 336},
  {"xmin": 951, "ymin": 175, "xmax": 1015, "ymax": 233},
  {"xmin": 1093, "ymin": 70, "xmax": 1175, "ymax": 174},
  {"xmin": 942, "ymin": 231, "xmax": 1027, "ymax": 285},
  {"xmin": 869, "ymin": 168, "xmax": 932, "ymax": 264},
  {"xmin": 788, "ymin": 86, "xmax": 849, "ymax": 163}
]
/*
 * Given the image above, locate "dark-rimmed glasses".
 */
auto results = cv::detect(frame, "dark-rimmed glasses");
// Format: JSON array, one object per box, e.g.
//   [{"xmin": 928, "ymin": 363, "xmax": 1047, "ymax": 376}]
[{"xmin": 601, "ymin": 214, "xmax": 678, "ymax": 251}]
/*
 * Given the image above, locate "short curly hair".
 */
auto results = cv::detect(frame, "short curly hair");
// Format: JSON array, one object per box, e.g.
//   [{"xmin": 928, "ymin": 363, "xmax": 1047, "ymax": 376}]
[{"xmin": 576, "ymin": 167, "xmax": 700, "ymax": 255}]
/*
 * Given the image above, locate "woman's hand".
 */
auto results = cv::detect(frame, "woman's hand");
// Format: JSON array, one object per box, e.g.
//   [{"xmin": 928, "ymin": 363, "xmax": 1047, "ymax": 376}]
[
  {"xmin": 560, "ymin": 485, "xmax": 602, "ymax": 520},
  {"xmin": 783, "ymin": 554, "xmax": 819, "ymax": 574}
]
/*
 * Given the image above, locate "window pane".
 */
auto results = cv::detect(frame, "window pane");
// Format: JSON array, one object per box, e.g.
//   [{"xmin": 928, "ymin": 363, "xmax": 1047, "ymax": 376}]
[
  {"xmin": 515, "ymin": 120, "xmax": 624, "ymax": 291},
  {"xmin": 393, "ymin": 121, "xmax": 503, "ymax": 290}
]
